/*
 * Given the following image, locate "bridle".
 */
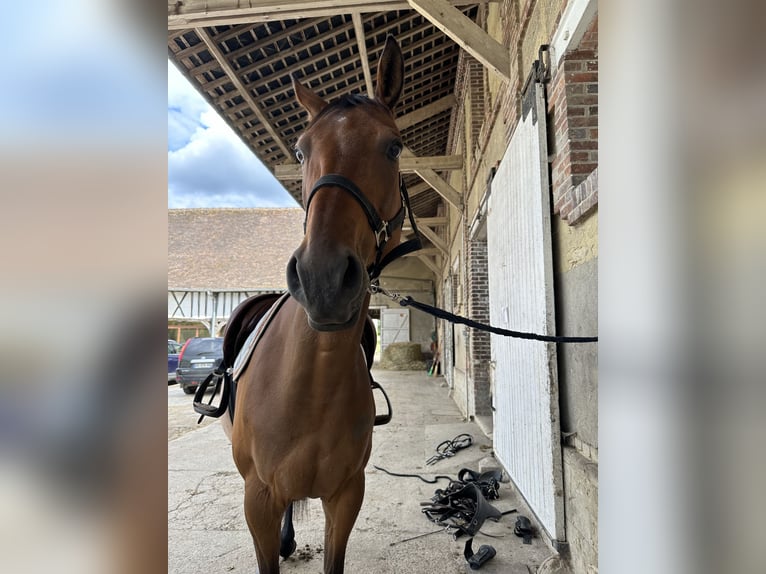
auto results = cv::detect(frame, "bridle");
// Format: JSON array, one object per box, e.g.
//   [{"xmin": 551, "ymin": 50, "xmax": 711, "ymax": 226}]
[{"xmin": 303, "ymin": 173, "xmax": 423, "ymax": 280}]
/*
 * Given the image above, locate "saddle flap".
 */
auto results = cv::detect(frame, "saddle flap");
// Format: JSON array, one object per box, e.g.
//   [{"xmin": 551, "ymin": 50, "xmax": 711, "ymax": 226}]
[
  {"xmin": 223, "ymin": 292, "xmax": 283, "ymax": 367},
  {"xmin": 361, "ymin": 316, "xmax": 377, "ymax": 371}
]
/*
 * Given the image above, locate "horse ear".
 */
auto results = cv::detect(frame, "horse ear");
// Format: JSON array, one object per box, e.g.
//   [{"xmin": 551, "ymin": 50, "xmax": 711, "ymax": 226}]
[
  {"xmin": 375, "ymin": 36, "xmax": 404, "ymax": 111},
  {"xmin": 292, "ymin": 75, "xmax": 328, "ymax": 120}
]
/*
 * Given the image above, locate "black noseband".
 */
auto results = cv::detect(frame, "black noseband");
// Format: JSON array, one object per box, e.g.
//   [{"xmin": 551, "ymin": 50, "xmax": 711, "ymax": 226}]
[{"xmin": 303, "ymin": 173, "xmax": 422, "ymax": 280}]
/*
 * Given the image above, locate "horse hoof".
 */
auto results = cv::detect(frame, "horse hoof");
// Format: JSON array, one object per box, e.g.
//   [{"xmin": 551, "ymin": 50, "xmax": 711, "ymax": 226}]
[{"xmin": 279, "ymin": 539, "xmax": 297, "ymax": 559}]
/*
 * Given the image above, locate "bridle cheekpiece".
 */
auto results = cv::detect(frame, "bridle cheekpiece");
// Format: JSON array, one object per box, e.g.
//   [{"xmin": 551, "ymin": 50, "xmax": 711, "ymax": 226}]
[{"xmin": 302, "ymin": 173, "xmax": 422, "ymax": 281}]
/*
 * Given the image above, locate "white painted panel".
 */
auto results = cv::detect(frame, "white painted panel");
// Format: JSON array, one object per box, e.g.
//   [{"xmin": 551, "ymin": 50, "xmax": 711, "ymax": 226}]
[
  {"xmin": 550, "ymin": 0, "xmax": 597, "ymax": 67},
  {"xmin": 168, "ymin": 290, "xmax": 208, "ymax": 320},
  {"xmin": 168, "ymin": 290, "xmax": 271, "ymax": 321},
  {"xmin": 487, "ymin": 84, "xmax": 564, "ymax": 541},
  {"xmin": 380, "ymin": 308, "xmax": 410, "ymax": 351}
]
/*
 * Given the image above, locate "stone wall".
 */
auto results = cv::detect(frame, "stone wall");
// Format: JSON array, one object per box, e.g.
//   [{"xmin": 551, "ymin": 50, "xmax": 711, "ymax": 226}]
[{"xmin": 563, "ymin": 446, "xmax": 599, "ymax": 574}]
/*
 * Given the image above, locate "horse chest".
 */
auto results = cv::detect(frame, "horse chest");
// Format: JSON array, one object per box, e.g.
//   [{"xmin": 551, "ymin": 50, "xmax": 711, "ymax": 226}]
[
  {"xmin": 255, "ymin": 375, "xmax": 373, "ymax": 443},
  {"xmin": 241, "ymin": 370, "xmax": 373, "ymax": 493}
]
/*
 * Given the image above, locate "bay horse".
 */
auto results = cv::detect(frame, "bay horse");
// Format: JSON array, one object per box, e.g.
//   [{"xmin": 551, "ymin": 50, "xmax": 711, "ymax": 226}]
[{"xmin": 226, "ymin": 37, "xmax": 408, "ymax": 574}]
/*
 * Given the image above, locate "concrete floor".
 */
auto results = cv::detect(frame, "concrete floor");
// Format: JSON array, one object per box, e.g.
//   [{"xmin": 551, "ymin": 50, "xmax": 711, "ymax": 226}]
[{"xmin": 168, "ymin": 369, "xmax": 556, "ymax": 573}]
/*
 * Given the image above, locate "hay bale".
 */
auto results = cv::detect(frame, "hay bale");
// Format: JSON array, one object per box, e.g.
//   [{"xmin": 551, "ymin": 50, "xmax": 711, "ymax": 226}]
[{"xmin": 379, "ymin": 342, "xmax": 427, "ymax": 371}]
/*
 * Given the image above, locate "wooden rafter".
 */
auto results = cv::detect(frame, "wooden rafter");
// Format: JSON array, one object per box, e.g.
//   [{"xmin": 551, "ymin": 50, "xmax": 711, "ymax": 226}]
[
  {"xmin": 217, "ymin": 23, "xmax": 459, "ymax": 115},
  {"xmin": 195, "ymin": 28, "xmax": 294, "ymax": 159},
  {"xmin": 403, "ymin": 247, "xmax": 440, "ymax": 258},
  {"xmin": 396, "ymin": 95, "xmax": 455, "ymax": 130},
  {"xmin": 352, "ymin": 13, "xmax": 374, "ymax": 97},
  {"xmin": 414, "ymin": 168, "xmax": 462, "ymax": 211},
  {"xmin": 168, "ymin": 3, "xmax": 481, "ymax": 219},
  {"xmin": 402, "ymin": 146, "xmax": 462, "ymax": 211},
  {"xmin": 417, "ymin": 254, "xmax": 441, "ymax": 275},
  {"xmin": 417, "ymin": 225, "xmax": 448, "ymax": 254},
  {"xmin": 168, "ymin": 1, "xmax": 487, "ymax": 29},
  {"xmin": 274, "ymin": 155, "xmax": 463, "ymax": 179},
  {"xmin": 198, "ymin": 19, "xmax": 356, "ymax": 82},
  {"xmin": 407, "ymin": 182, "xmax": 433, "ymax": 197},
  {"xmin": 407, "ymin": 0, "xmax": 511, "ymax": 80},
  {"xmin": 404, "ymin": 216, "xmax": 447, "ymax": 229},
  {"xmin": 239, "ymin": 77, "xmax": 454, "ymax": 140}
]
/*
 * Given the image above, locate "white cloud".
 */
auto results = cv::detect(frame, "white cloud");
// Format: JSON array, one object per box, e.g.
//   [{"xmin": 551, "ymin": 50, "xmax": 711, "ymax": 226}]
[{"xmin": 167, "ymin": 61, "xmax": 298, "ymax": 208}]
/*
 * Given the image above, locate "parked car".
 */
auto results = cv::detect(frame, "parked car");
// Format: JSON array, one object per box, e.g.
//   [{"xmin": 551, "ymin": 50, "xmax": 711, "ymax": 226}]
[
  {"xmin": 176, "ymin": 337, "xmax": 224, "ymax": 395},
  {"xmin": 168, "ymin": 339, "xmax": 182, "ymax": 384}
]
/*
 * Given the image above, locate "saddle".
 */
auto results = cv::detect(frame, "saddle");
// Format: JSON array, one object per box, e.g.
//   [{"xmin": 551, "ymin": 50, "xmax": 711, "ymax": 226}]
[
  {"xmin": 193, "ymin": 293, "xmax": 392, "ymax": 426},
  {"xmin": 420, "ymin": 469, "xmax": 505, "ymax": 537}
]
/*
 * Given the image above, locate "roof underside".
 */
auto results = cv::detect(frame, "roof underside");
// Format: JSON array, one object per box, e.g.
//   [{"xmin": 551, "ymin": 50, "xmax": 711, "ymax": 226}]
[{"xmin": 168, "ymin": 4, "xmax": 479, "ymax": 218}]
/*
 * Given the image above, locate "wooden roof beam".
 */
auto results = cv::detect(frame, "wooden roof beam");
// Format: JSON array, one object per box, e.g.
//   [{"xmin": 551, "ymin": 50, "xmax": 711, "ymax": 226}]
[
  {"xmin": 402, "ymin": 146, "xmax": 462, "ymax": 211},
  {"xmin": 407, "ymin": 0, "xmax": 511, "ymax": 81},
  {"xmin": 195, "ymin": 3, "xmax": 435, "ymax": 77},
  {"xmin": 274, "ymin": 155, "xmax": 462, "ymax": 179},
  {"xmin": 196, "ymin": 28, "xmax": 295, "ymax": 159},
  {"xmin": 396, "ymin": 95, "xmax": 454, "ymax": 130},
  {"xmin": 403, "ymin": 247, "xmax": 440, "ymax": 258},
  {"xmin": 213, "ymin": 22, "xmax": 458, "ymax": 110},
  {"xmin": 230, "ymin": 61, "xmax": 455, "ymax": 136},
  {"xmin": 417, "ymin": 225, "xmax": 448, "ymax": 254},
  {"xmin": 413, "ymin": 168, "xmax": 462, "ymax": 212},
  {"xmin": 352, "ymin": 13, "xmax": 374, "ymax": 97},
  {"xmin": 417, "ymin": 254, "xmax": 441, "ymax": 275},
  {"xmin": 173, "ymin": 19, "xmax": 321, "ymax": 61},
  {"xmin": 193, "ymin": 18, "xmax": 356, "ymax": 78},
  {"xmin": 407, "ymin": 182, "xmax": 432, "ymax": 197},
  {"xmin": 168, "ymin": 1, "xmax": 488, "ymax": 30},
  {"xmin": 403, "ymin": 216, "xmax": 447, "ymax": 229}
]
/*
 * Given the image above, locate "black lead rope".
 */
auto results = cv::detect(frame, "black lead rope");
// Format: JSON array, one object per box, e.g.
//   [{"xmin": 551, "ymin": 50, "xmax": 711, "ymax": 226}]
[
  {"xmin": 370, "ymin": 285, "xmax": 597, "ymax": 343},
  {"xmin": 372, "ymin": 465, "xmax": 453, "ymax": 484},
  {"xmin": 401, "ymin": 296, "xmax": 598, "ymax": 343}
]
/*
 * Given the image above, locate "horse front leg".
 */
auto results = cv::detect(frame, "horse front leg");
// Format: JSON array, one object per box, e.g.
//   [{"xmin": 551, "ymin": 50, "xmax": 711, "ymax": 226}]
[
  {"xmin": 321, "ymin": 471, "xmax": 366, "ymax": 574},
  {"xmin": 279, "ymin": 503, "xmax": 297, "ymax": 559},
  {"xmin": 243, "ymin": 478, "xmax": 283, "ymax": 574}
]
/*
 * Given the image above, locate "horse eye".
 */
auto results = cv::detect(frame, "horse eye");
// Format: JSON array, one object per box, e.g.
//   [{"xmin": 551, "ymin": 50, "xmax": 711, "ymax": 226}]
[
  {"xmin": 388, "ymin": 142, "xmax": 402, "ymax": 160},
  {"xmin": 295, "ymin": 149, "xmax": 305, "ymax": 164}
]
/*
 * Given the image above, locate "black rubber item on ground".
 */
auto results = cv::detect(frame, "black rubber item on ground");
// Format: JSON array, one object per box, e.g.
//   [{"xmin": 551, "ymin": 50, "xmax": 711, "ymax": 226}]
[
  {"xmin": 464, "ymin": 538, "xmax": 496, "ymax": 570},
  {"xmin": 513, "ymin": 515, "xmax": 535, "ymax": 544}
]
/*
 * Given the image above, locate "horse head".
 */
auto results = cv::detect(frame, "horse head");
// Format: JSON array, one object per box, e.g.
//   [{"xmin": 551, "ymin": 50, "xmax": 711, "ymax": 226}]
[{"xmin": 287, "ymin": 36, "xmax": 405, "ymax": 332}]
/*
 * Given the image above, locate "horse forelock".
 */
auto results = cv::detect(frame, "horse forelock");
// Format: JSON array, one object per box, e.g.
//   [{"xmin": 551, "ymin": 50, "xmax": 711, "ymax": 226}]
[{"xmin": 308, "ymin": 93, "xmax": 393, "ymax": 127}]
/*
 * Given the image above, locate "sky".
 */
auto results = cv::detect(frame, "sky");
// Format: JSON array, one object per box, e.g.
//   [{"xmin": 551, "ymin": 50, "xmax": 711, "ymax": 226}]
[{"xmin": 167, "ymin": 60, "xmax": 299, "ymax": 209}]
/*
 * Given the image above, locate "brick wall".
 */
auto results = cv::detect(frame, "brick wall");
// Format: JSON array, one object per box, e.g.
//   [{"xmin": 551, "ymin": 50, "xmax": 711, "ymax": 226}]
[
  {"xmin": 500, "ymin": 0, "xmax": 522, "ymax": 146},
  {"xmin": 466, "ymin": 236, "xmax": 492, "ymax": 416},
  {"xmin": 467, "ymin": 57, "xmax": 486, "ymax": 172},
  {"xmin": 548, "ymin": 17, "xmax": 598, "ymax": 225}
]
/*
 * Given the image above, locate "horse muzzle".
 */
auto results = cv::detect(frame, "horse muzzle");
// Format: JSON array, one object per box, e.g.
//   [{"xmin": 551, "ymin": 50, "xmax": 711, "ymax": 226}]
[{"xmin": 286, "ymin": 246, "xmax": 368, "ymax": 332}]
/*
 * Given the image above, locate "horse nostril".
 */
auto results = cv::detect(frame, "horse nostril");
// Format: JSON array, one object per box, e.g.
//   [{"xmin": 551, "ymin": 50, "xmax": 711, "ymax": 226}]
[
  {"xmin": 286, "ymin": 255, "xmax": 304, "ymax": 297},
  {"xmin": 342, "ymin": 256, "xmax": 362, "ymax": 292}
]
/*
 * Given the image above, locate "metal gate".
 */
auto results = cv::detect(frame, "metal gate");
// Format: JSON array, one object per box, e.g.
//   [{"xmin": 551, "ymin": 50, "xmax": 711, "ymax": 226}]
[{"xmin": 487, "ymin": 81, "xmax": 565, "ymax": 542}]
